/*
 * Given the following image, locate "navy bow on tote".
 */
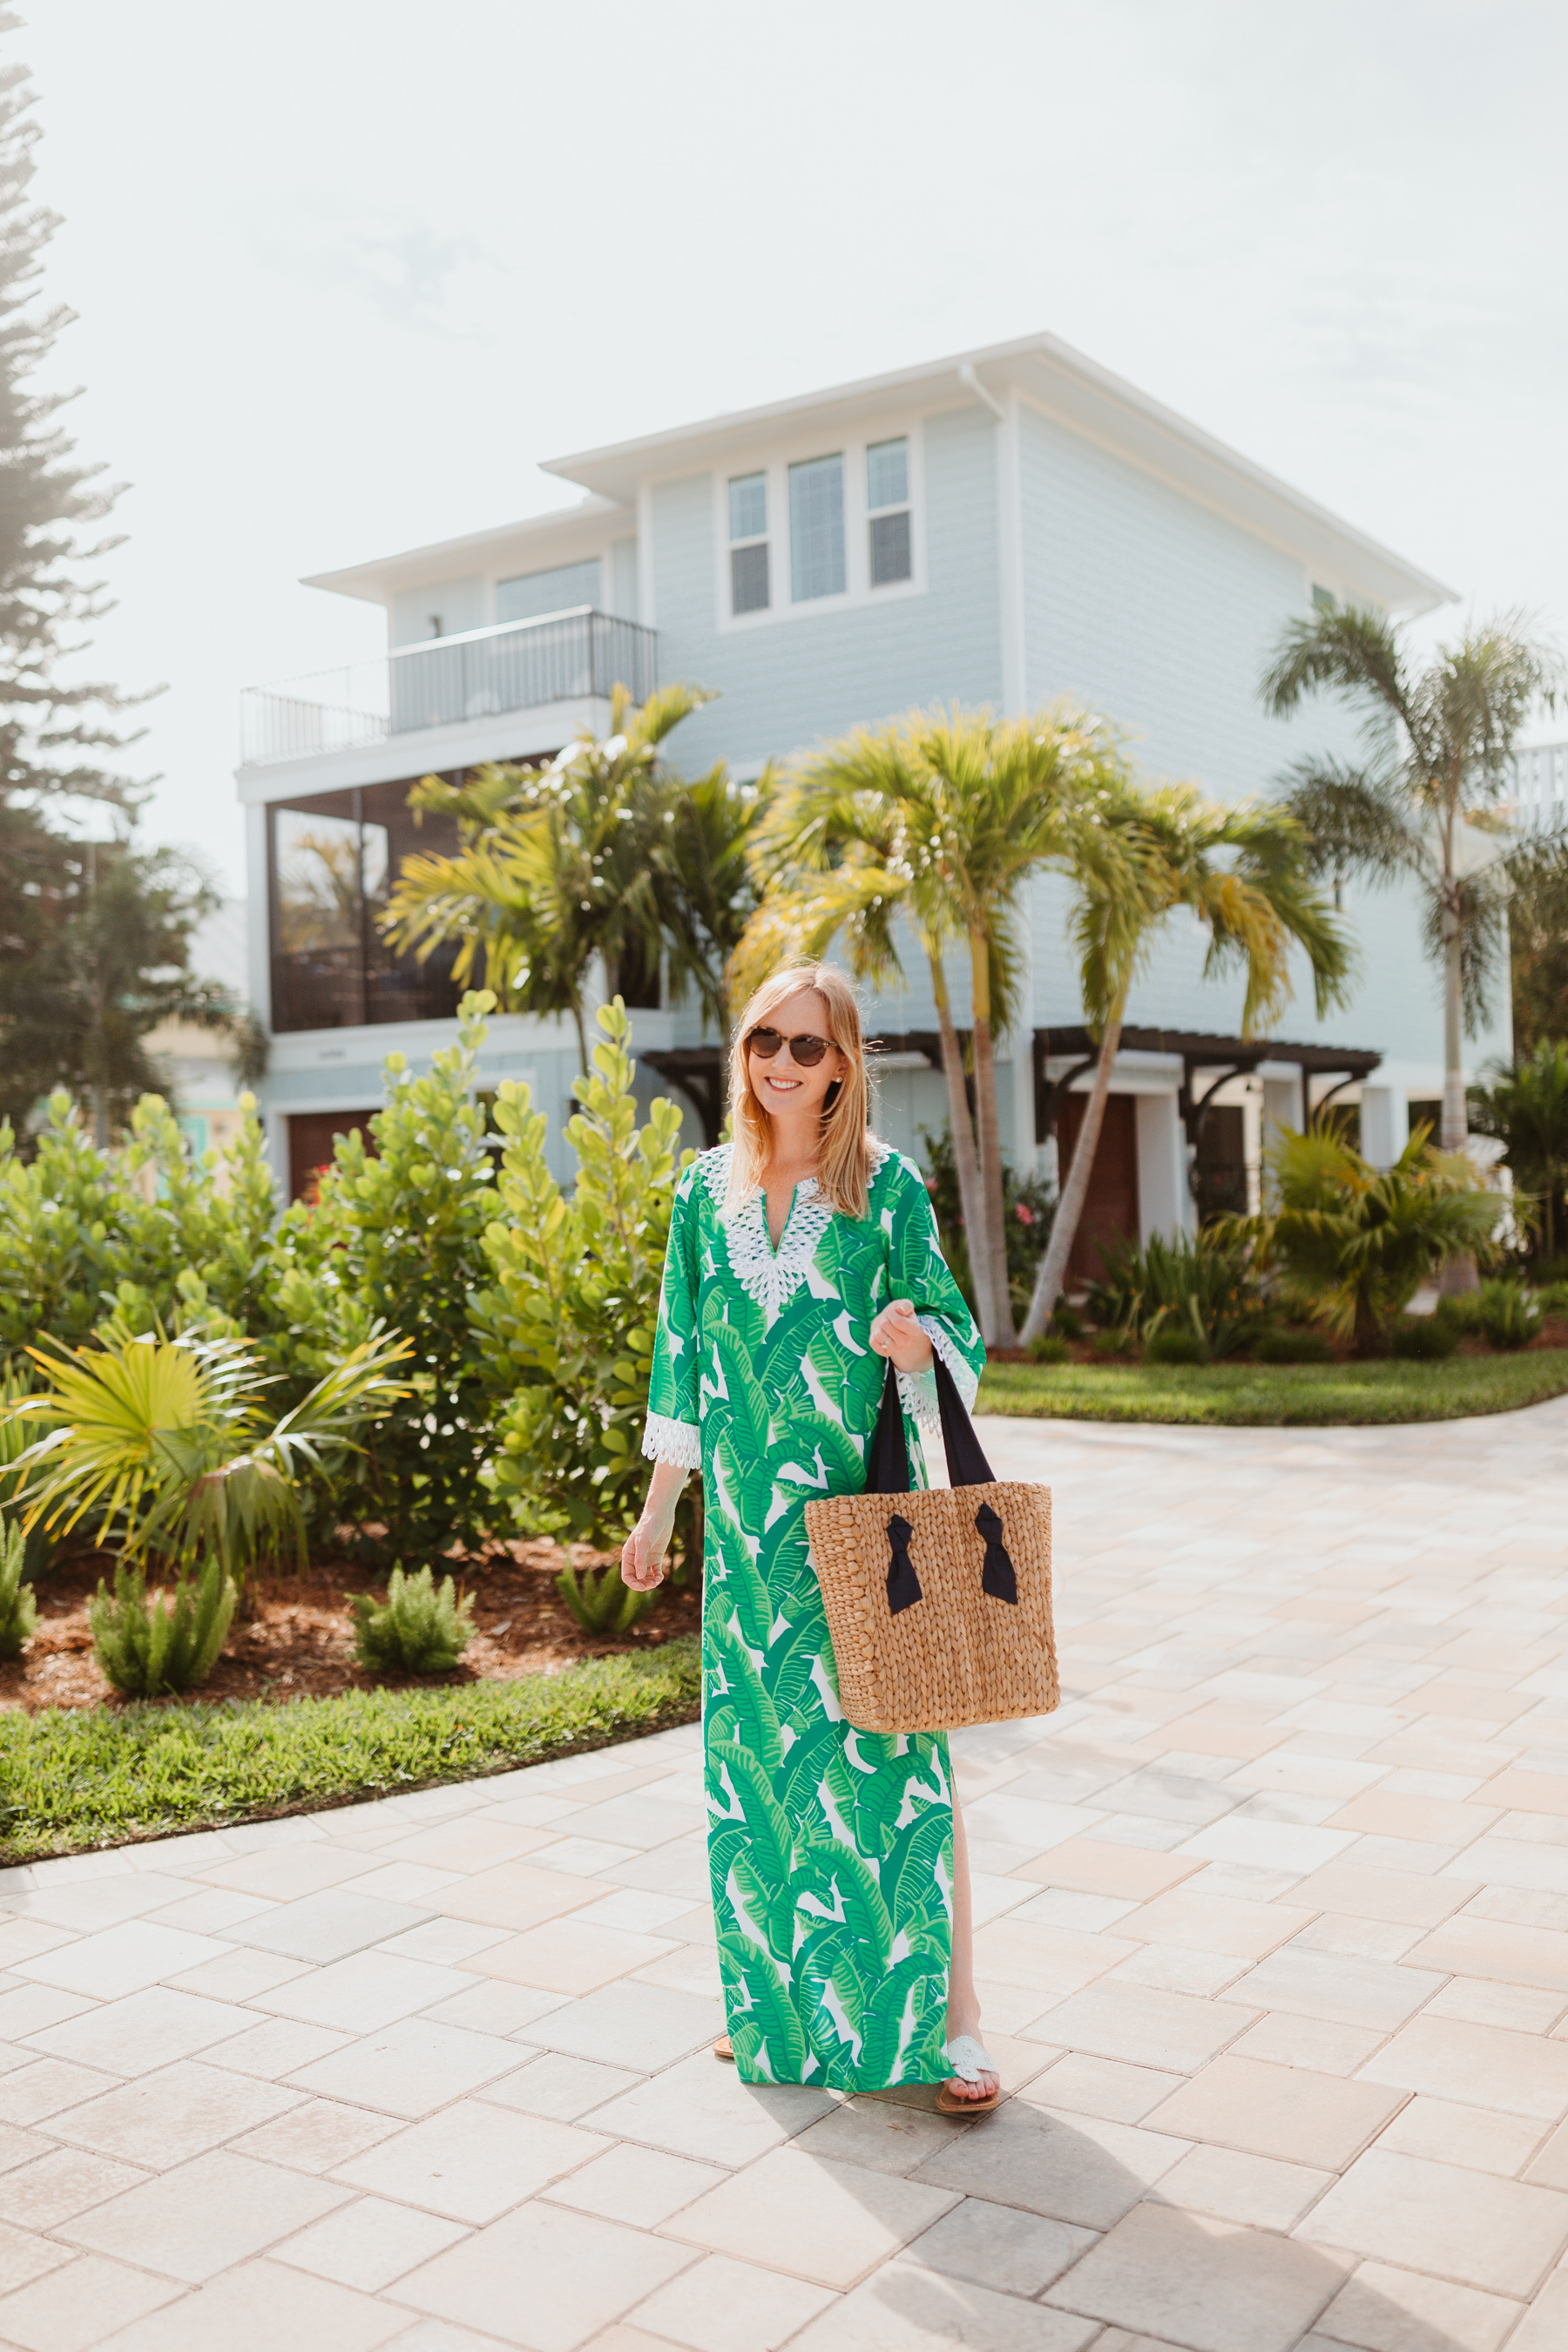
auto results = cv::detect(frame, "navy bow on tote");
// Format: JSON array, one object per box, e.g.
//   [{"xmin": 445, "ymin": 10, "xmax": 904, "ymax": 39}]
[{"xmin": 867, "ymin": 1354, "xmax": 1019, "ymax": 1618}]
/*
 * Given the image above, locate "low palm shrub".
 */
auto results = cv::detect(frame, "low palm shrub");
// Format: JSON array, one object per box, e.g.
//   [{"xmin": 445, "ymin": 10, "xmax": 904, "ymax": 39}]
[
  {"xmin": 557, "ymin": 1561, "xmax": 660, "ymax": 1637},
  {"xmin": 1143, "ymin": 1327, "xmax": 1211, "ymax": 1366},
  {"xmin": 89, "ymin": 1558, "xmax": 237, "ymax": 1697},
  {"xmin": 0, "ymin": 1518, "xmax": 37, "ymax": 1659},
  {"xmin": 8, "ymin": 1324, "xmax": 412, "ymax": 1587},
  {"xmin": 1389, "ymin": 1315, "xmax": 1461, "ymax": 1361},
  {"xmin": 1537, "ymin": 1281, "xmax": 1568, "ymax": 1317},
  {"xmin": 1028, "ymin": 1335, "xmax": 1071, "ymax": 1365},
  {"xmin": 1475, "ymin": 1279, "xmax": 1544, "ymax": 1352},
  {"xmin": 1253, "ymin": 1328, "xmax": 1334, "ymax": 1365},
  {"xmin": 1222, "ymin": 1127, "xmax": 1499, "ymax": 1353},
  {"xmin": 1086, "ymin": 1230, "xmax": 1262, "ymax": 1358},
  {"xmin": 350, "ymin": 1565, "xmax": 476, "ymax": 1675}
]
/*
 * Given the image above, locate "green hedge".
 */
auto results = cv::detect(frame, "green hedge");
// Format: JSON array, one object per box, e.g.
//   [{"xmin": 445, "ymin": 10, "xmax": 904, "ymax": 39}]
[
  {"xmin": 0, "ymin": 1636, "xmax": 700, "ymax": 1865},
  {"xmin": 977, "ymin": 1349, "xmax": 1568, "ymax": 1428}
]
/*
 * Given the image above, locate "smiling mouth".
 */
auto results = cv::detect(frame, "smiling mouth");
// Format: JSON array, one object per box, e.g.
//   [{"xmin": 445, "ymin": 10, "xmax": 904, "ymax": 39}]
[{"xmin": 762, "ymin": 1073, "xmax": 803, "ymax": 1092}]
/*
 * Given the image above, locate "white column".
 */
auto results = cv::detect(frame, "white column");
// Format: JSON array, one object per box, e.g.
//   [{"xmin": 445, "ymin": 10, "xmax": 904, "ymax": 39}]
[
  {"xmin": 1359, "ymin": 1084, "xmax": 1409, "ymax": 1169},
  {"xmin": 1136, "ymin": 1091, "xmax": 1188, "ymax": 1243},
  {"xmin": 1260, "ymin": 1071, "xmax": 1305, "ymax": 1203}
]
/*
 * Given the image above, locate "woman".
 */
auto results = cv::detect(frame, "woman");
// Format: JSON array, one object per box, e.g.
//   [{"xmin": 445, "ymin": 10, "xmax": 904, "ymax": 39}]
[{"xmin": 621, "ymin": 963, "xmax": 999, "ymax": 2109}]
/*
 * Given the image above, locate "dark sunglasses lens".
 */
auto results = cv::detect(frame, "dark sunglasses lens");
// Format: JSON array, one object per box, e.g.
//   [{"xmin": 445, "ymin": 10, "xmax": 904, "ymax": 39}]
[
  {"xmin": 747, "ymin": 1028, "xmax": 783, "ymax": 1059},
  {"xmin": 793, "ymin": 1035, "xmax": 828, "ymax": 1066}
]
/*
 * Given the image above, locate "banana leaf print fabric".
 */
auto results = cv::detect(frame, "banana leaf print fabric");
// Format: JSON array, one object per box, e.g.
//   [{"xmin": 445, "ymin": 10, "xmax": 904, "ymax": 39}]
[{"xmin": 643, "ymin": 1139, "xmax": 985, "ymax": 2090}]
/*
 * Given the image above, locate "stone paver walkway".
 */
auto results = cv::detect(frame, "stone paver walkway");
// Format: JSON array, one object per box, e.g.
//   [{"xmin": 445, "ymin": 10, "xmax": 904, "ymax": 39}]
[{"xmin": 0, "ymin": 1402, "xmax": 1566, "ymax": 2350}]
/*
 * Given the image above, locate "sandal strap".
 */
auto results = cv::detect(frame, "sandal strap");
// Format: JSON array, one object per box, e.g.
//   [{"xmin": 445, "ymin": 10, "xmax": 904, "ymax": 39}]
[{"xmin": 942, "ymin": 2034, "xmax": 997, "ymax": 2083}]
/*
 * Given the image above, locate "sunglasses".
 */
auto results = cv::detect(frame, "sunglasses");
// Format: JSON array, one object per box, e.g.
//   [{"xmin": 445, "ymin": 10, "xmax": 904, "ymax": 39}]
[{"xmin": 747, "ymin": 1026, "xmax": 834, "ymax": 1068}]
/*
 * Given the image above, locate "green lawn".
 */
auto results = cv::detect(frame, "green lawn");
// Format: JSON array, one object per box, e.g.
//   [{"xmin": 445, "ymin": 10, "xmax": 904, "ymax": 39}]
[
  {"xmin": 0, "ymin": 1637, "xmax": 700, "ymax": 1867},
  {"xmin": 977, "ymin": 1348, "xmax": 1568, "ymax": 1429}
]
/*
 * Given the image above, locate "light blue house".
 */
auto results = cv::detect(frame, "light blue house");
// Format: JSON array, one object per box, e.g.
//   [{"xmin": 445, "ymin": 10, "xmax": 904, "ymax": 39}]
[{"xmin": 238, "ymin": 333, "xmax": 1490, "ymax": 1265}]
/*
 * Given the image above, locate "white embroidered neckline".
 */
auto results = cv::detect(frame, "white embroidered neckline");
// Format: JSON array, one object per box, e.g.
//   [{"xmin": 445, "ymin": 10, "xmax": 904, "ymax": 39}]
[{"xmin": 699, "ymin": 1140, "xmax": 890, "ymax": 1324}]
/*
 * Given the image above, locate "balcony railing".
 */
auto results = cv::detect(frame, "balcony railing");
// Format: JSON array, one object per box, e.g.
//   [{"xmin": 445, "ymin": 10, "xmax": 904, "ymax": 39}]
[{"xmin": 240, "ymin": 606, "xmax": 659, "ymax": 769}]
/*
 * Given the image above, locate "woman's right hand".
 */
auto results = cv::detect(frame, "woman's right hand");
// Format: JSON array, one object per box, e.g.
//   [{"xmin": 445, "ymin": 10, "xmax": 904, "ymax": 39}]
[{"xmin": 622, "ymin": 1509, "xmax": 676, "ymax": 1591}]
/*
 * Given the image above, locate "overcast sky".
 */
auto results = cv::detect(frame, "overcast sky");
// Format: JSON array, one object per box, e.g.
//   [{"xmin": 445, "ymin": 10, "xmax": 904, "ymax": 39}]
[{"xmin": 25, "ymin": 0, "xmax": 1568, "ymax": 896}]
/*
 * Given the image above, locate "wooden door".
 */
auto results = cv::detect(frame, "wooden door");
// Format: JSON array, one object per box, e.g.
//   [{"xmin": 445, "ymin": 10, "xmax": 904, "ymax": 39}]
[
  {"xmin": 1057, "ymin": 1092, "xmax": 1139, "ymax": 1287},
  {"xmin": 287, "ymin": 1110, "xmax": 377, "ymax": 1205}
]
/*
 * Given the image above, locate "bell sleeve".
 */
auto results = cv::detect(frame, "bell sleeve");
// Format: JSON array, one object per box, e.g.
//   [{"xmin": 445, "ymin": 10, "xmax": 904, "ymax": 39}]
[
  {"xmin": 885, "ymin": 1155, "xmax": 986, "ymax": 1432},
  {"xmin": 642, "ymin": 1164, "xmax": 704, "ymax": 1469}
]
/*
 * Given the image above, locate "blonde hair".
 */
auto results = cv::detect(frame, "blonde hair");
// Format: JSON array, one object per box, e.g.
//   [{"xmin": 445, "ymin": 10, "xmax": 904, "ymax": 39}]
[{"xmin": 726, "ymin": 963, "xmax": 875, "ymax": 1219}]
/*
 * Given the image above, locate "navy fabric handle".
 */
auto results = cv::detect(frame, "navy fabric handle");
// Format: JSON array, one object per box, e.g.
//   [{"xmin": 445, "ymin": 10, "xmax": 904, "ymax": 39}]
[
  {"xmin": 866, "ymin": 1351, "xmax": 997, "ymax": 1493},
  {"xmin": 865, "ymin": 1347, "xmax": 1017, "ymax": 1618}
]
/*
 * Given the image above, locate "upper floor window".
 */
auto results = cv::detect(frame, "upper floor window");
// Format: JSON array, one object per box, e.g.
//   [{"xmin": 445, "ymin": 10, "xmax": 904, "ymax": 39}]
[
  {"xmin": 866, "ymin": 437, "xmax": 912, "ymax": 586},
  {"xmin": 728, "ymin": 472, "xmax": 770, "ymax": 614},
  {"xmin": 788, "ymin": 453, "xmax": 846, "ymax": 602},
  {"xmin": 1310, "ymin": 583, "xmax": 1336, "ymax": 613}
]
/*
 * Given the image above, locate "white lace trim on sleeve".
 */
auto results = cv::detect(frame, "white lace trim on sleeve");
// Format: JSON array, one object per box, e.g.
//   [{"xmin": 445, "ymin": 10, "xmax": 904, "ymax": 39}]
[
  {"xmin": 641, "ymin": 1412, "xmax": 701, "ymax": 1469},
  {"xmin": 896, "ymin": 1362, "xmax": 941, "ymax": 1431},
  {"xmin": 919, "ymin": 1314, "xmax": 981, "ymax": 1409}
]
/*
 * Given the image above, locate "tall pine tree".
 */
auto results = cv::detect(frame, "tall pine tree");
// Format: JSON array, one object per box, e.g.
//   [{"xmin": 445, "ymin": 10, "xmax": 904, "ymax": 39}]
[{"xmin": 0, "ymin": 11, "xmax": 222, "ymax": 1138}]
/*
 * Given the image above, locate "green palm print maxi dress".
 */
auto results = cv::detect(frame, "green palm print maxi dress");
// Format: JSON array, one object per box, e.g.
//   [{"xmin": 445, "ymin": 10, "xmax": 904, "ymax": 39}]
[{"xmin": 643, "ymin": 1138, "xmax": 986, "ymax": 2091}]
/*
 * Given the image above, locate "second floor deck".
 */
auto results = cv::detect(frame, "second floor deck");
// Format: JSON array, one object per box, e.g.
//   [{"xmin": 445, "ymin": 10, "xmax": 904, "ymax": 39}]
[{"xmin": 240, "ymin": 605, "xmax": 658, "ymax": 772}]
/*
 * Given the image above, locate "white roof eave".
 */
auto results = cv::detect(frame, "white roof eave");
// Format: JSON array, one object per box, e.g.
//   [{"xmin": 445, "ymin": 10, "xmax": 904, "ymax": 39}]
[
  {"xmin": 543, "ymin": 330, "xmax": 1453, "ymax": 616},
  {"xmin": 301, "ymin": 492, "xmax": 631, "ymax": 605}
]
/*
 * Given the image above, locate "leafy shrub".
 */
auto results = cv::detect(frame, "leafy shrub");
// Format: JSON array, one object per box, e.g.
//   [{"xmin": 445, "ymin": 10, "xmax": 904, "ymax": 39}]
[
  {"xmin": 1092, "ymin": 1328, "xmax": 1137, "ymax": 1360},
  {"xmin": 268, "ymin": 994, "xmax": 505, "ymax": 1560},
  {"xmin": 1224, "ymin": 1127, "xmax": 1500, "ymax": 1352},
  {"xmin": 1085, "ymin": 1229, "xmax": 1262, "ymax": 1358},
  {"xmin": 0, "ymin": 1517, "xmax": 37, "ymax": 1658},
  {"xmin": 1389, "ymin": 1315, "xmax": 1461, "ymax": 1361},
  {"xmin": 557, "ymin": 1561, "xmax": 661, "ymax": 1637},
  {"xmin": 1469, "ymin": 1043, "xmax": 1568, "ymax": 1267},
  {"xmin": 1537, "ymin": 1281, "xmax": 1568, "ymax": 1317},
  {"xmin": 1253, "ymin": 1327, "xmax": 1333, "ymax": 1365},
  {"xmin": 89, "ymin": 1558, "xmax": 237, "ymax": 1697},
  {"xmin": 350, "ymin": 1565, "xmax": 476, "ymax": 1674},
  {"xmin": 475, "ymin": 999, "xmax": 692, "ymax": 1549},
  {"xmin": 1051, "ymin": 1301, "xmax": 1085, "ymax": 1341},
  {"xmin": 1028, "ymin": 1334, "xmax": 1071, "ymax": 1365},
  {"xmin": 0, "ymin": 1372, "xmax": 53, "ymax": 1581},
  {"xmin": 1143, "ymin": 1326, "xmax": 1211, "ymax": 1367},
  {"xmin": 0, "ymin": 1091, "xmax": 280, "ymax": 1374},
  {"xmin": 1476, "ymin": 1279, "xmax": 1544, "ymax": 1352}
]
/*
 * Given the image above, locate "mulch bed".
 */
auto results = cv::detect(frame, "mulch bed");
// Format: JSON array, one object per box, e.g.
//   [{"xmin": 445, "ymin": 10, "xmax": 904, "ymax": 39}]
[{"xmin": 1, "ymin": 1540, "xmax": 701, "ymax": 1716}]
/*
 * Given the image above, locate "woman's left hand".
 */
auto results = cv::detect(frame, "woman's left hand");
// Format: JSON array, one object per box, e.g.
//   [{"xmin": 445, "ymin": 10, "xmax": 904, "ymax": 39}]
[{"xmin": 868, "ymin": 1297, "xmax": 935, "ymax": 1373}]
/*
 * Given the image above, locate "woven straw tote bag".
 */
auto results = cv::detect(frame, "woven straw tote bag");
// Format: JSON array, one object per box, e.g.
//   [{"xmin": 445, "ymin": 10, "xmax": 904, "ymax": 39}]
[{"xmin": 804, "ymin": 1355, "xmax": 1058, "ymax": 1734}]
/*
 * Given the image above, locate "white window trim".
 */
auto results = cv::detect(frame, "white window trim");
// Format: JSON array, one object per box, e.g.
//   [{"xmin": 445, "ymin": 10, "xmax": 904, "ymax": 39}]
[{"xmin": 713, "ymin": 416, "xmax": 927, "ymax": 632}]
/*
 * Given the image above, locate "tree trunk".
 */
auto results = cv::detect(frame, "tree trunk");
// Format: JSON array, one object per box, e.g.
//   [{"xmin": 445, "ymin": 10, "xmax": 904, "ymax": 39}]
[
  {"xmin": 1440, "ymin": 899, "xmax": 1466, "ymax": 1153},
  {"xmin": 1019, "ymin": 991, "xmax": 1127, "ymax": 1344},
  {"xmin": 930, "ymin": 955, "xmax": 994, "ymax": 1341},
  {"xmin": 1437, "ymin": 887, "xmax": 1480, "ymax": 1295},
  {"xmin": 969, "ymin": 925, "xmax": 1016, "ymax": 1347}
]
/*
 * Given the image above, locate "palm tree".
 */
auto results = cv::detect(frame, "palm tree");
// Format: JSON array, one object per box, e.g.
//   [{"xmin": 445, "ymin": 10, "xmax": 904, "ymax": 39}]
[
  {"xmin": 1018, "ymin": 786, "xmax": 1350, "ymax": 1343},
  {"xmin": 1469, "ymin": 1039, "xmax": 1568, "ymax": 1265},
  {"xmin": 733, "ymin": 703, "xmax": 1136, "ymax": 1347},
  {"xmin": 1260, "ymin": 607, "xmax": 1565, "ymax": 1156},
  {"xmin": 382, "ymin": 685, "xmax": 764, "ymax": 1071}
]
